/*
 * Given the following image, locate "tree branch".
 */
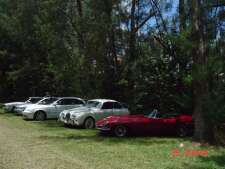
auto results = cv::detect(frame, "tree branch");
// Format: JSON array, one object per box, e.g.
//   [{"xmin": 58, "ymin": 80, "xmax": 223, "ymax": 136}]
[
  {"xmin": 207, "ymin": 2, "xmax": 225, "ymax": 8},
  {"xmin": 135, "ymin": 11, "xmax": 156, "ymax": 32}
]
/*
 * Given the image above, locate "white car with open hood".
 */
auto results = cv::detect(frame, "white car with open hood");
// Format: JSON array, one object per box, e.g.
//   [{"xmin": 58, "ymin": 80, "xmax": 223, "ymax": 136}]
[
  {"xmin": 58, "ymin": 99, "xmax": 130, "ymax": 129},
  {"xmin": 23, "ymin": 97, "xmax": 85, "ymax": 121}
]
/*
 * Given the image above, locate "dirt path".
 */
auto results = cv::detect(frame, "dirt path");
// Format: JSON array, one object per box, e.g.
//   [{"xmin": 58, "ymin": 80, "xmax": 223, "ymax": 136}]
[{"xmin": 0, "ymin": 117, "xmax": 89, "ymax": 169}]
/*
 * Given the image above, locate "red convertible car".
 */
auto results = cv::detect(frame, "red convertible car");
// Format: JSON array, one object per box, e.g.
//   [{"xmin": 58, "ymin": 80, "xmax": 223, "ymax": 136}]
[{"xmin": 96, "ymin": 110, "xmax": 193, "ymax": 137}]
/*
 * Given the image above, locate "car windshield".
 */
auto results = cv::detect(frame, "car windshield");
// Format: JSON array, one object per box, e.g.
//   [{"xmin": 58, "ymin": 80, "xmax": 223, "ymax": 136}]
[
  {"xmin": 26, "ymin": 98, "xmax": 42, "ymax": 104},
  {"xmin": 148, "ymin": 109, "xmax": 158, "ymax": 118},
  {"xmin": 86, "ymin": 101, "xmax": 100, "ymax": 108},
  {"xmin": 38, "ymin": 98, "xmax": 58, "ymax": 105}
]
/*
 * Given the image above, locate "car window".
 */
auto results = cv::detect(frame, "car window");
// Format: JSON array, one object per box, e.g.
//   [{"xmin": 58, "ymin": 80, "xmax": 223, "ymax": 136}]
[
  {"xmin": 86, "ymin": 101, "xmax": 100, "ymax": 108},
  {"xmin": 70, "ymin": 99, "xmax": 84, "ymax": 105},
  {"xmin": 29, "ymin": 98, "xmax": 42, "ymax": 103},
  {"xmin": 39, "ymin": 98, "xmax": 58, "ymax": 105},
  {"xmin": 113, "ymin": 102, "xmax": 122, "ymax": 109},
  {"xmin": 57, "ymin": 99, "xmax": 70, "ymax": 105},
  {"xmin": 101, "ymin": 102, "xmax": 114, "ymax": 109},
  {"xmin": 57, "ymin": 99, "xmax": 84, "ymax": 105}
]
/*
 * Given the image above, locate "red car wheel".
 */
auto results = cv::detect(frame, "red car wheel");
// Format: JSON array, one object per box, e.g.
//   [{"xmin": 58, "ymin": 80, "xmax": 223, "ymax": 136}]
[
  {"xmin": 177, "ymin": 125, "xmax": 189, "ymax": 137},
  {"xmin": 114, "ymin": 125, "xmax": 127, "ymax": 137}
]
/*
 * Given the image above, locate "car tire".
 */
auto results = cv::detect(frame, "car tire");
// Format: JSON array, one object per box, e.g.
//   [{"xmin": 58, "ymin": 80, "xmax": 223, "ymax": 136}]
[
  {"xmin": 177, "ymin": 125, "xmax": 188, "ymax": 137},
  {"xmin": 113, "ymin": 125, "xmax": 127, "ymax": 137},
  {"xmin": 11, "ymin": 106, "xmax": 15, "ymax": 112},
  {"xmin": 84, "ymin": 117, "xmax": 95, "ymax": 129},
  {"xmin": 64, "ymin": 123, "xmax": 72, "ymax": 128},
  {"xmin": 34, "ymin": 111, "xmax": 46, "ymax": 121}
]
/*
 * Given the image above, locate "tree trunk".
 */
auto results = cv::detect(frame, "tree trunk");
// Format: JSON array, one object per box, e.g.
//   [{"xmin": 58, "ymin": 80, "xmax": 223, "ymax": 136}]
[
  {"xmin": 129, "ymin": 0, "xmax": 136, "ymax": 61},
  {"xmin": 126, "ymin": 0, "xmax": 137, "ymax": 111},
  {"xmin": 179, "ymin": 0, "xmax": 186, "ymax": 31},
  {"xmin": 76, "ymin": 0, "xmax": 84, "ymax": 50},
  {"xmin": 191, "ymin": 0, "xmax": 209, "ymax": 141}
]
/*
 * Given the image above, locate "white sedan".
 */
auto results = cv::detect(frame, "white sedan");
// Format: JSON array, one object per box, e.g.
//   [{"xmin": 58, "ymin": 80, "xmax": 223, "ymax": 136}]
[
  {"xmin": 23, "ymin": 97, "xmax": 85, "ymax": 121},
  {"xmin": 59, "ymin": 99, "xmax": 130, "ymax": 129},
  {"xmin": 15, "ymin": 97, "xmax": 53, "ymax": 115},
  {"xmin": 3, "ymin": 97, "xmax": 42, "ymax": 112}
]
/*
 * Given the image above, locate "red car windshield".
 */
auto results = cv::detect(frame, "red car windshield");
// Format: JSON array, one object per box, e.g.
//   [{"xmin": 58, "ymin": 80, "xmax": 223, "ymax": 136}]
[{"xmin": 148, "ymin": 110, "xmax": 179, "ymax": 119}]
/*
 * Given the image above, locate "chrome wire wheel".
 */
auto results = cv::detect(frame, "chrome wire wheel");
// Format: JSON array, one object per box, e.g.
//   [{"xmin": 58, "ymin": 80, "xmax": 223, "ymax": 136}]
[
  {"xmin": 114, "ymin": 125, "xmax": 127, "ymax": 137},
  {"xmin": 178, "ymin": 126, "xmax": 188, "ymax": 137},
  {"xmin": 84, "ymin": 117, "xmax": 95, "ymax": 129},
  {"xmin": 11, "ymin": 106, "xmax": 15, "ymax": 112}
]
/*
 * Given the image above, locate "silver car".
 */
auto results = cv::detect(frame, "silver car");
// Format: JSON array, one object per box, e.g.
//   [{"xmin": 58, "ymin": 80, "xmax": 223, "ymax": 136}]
[
  {"xmin": 3, "ymin": 97, "xmax": 42, "ymax": 112},
  {"xmin": 23, "ymin": 97, "xmax": 85, "ymax": 121},
  {"xmin": 14, "ymin": 97, "xmax": 53, "ymax": 115},
  {"xmin": 59, "ymin": 99, "xmax": 130, "ymax": 129}
]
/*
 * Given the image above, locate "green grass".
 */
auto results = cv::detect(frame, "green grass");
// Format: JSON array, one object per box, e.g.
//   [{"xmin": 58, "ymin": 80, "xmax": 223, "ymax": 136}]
[{"xmin": 0, "ymin": 110, "xmax": 224, "ymax": 169}]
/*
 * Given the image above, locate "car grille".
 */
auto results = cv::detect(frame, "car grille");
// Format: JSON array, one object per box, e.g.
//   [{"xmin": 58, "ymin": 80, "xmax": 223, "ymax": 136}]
[{"xmin": 65, "ymin": 113, "xmax": 70, "ymax": 120}]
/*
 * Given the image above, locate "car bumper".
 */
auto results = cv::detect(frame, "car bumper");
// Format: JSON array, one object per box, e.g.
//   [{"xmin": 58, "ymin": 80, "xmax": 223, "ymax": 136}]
[
  {"xmin": 60, "ymin": 118, "xmax": 75, "ymax": 125},
  {"xmin": 96, "ymin": 126, "xmax": 111, "ymax": 131},
  {"xmin": 70, "ymin": 118, "xmax": 83, "ymax": 126},
  {"xmin": 2, "ymin": 106, "xmax": 11, "ymax": 112},
  {"xmin": 14, "ymin": 109, "xmax": 24, "ymax": 115},
  {"xmin": 22, "ymin": 111, "xmax": 34, "ymax": 119},
  {"xmin": 59, "ymin": 115, "xmax": 77, "ymax": 126}
]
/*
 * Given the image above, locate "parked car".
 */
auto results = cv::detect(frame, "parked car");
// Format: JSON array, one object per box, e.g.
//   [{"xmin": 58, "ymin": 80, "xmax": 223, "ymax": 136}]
[
  {"xmin": 3, "ymin": 97, "xmax": 43, "ymax": 112},
  {"xmin": 15, "ymin": 97, "xmax": 53, "ymax": 115},
  {"xmin": 59, "ymin": 99, "xmax": 130, "ymax": 129},
  {"xmin": 96, "ymin": 109, "xmax": 193, "ymax": 137},
  {"xmin": 23, "ymin": 97, "xmax": 85, "ymax": 121}
]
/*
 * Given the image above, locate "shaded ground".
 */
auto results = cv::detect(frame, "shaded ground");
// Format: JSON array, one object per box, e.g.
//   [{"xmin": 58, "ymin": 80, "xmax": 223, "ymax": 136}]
[{"xmin": 0, "ymin": 111, "xmax": 224, "ymax": 169}]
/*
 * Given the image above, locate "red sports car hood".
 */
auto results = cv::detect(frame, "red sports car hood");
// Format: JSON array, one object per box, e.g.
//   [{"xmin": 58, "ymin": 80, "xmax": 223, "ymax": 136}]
[
  {"xmin": 96, "ymin": 114, "xmax": 193, "ymax": 126},
  {"xmin": 97, "ymin": 114, "xmax": 147, "ymax": 125}
]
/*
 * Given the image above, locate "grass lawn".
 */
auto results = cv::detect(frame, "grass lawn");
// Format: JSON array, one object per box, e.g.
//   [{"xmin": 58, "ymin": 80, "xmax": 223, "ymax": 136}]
[{"xmin": 0, "ymin": 110, "xmax": 224, "ymax": 169}]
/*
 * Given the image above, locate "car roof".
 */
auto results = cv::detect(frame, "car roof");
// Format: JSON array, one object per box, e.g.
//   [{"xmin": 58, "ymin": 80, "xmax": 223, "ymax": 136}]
[
  {"xmin": 57, "ymin": 97, "xmax": 84, "ymax": 101},
  {"xmin": 88, "ymin": 99, "xmax": 118, "ymax": 103},
  {"xmin": 29, "ymin": 97, "xmax": 43, "ymax": 99}
]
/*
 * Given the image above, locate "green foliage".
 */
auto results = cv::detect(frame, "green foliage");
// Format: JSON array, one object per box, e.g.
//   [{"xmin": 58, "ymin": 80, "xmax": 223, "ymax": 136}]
[{"xmin": 0, "ymin": 0, "xmax": 224, "ymax": 134}]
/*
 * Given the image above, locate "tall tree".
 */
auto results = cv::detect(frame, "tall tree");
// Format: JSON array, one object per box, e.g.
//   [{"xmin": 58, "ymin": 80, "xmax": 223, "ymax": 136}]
[
  {"xmin": 190, "ymin": 0, "xmax": 209, "ymax": 141},
  {"xmin": 179, "ymin": 0, "xmax": 186, "ymax": 31}
]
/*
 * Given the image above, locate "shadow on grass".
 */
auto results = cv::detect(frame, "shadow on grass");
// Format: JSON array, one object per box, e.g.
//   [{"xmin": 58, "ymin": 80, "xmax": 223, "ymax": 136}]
[
  {"xmin": 0, "ymin": 110, "xmax": 193, "ymax": 146},
  {"xmin": 26, "ymin": 119, "xmax": 86, "ymax": 132},
  {"xmin": 39, "ymin": 132, "xmax": 187, "ymax": 146},
  {"xmin": 29, "ymin": 119, "xmax": 66, "ymax": 128},
  {"xmin": 25, "ymin": 117, "xmax": 191, "ymax": 145},
  {"xmin": 0, "ymin": 111, "xmax": 17, "ymax": 117},
  {"xmin": 181, "ymin": 153, "xmax": 225, "ymax": 169},
  {"xmin": 199, "ymin": 154, "xmax": 225, "ymax": 168}
]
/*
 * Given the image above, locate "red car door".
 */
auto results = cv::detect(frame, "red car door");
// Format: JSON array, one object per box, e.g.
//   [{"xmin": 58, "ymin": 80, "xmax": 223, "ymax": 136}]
[
  {"xmin": 130, "ymin": 117, "xmax": 151, "ymax": 134},
  {"xmin": 147, "ymin": 118, "xmax": 165, "ymax": 135},
  {"xmin": 162, "ymin": 117, "xmax": 177, "ymax": 134}
]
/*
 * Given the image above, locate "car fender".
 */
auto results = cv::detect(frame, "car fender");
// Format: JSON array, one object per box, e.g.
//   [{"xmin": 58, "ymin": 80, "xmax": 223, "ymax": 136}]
[
  {"xmin": 34, "ymin": 109, "xmax": 47, "ymax": 118},
  {"xmin": 80, "ymin": 113, "xmax": 96, "ymax": 125}
]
